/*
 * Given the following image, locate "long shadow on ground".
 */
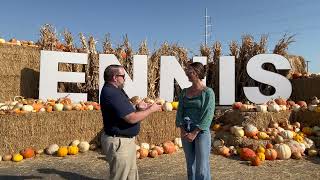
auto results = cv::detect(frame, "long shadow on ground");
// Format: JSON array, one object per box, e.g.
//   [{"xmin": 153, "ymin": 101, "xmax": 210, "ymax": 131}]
[
  {"xmin": 38, "ymin": 168, "xmax": 102, "ymax": 180},
  {"xmin": 0, "ymin": 175, "xmax": 42, "ymax": 180}
]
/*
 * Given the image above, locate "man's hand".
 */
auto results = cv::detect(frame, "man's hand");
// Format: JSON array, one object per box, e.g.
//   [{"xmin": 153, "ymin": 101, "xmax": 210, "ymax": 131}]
[
  {"xmin": 148, "ymin": 103, "xmax": 162, "ymax": 112},
  {"xmin": 136, "ymin": 101, "xmax": 149, "ymax": 111}
]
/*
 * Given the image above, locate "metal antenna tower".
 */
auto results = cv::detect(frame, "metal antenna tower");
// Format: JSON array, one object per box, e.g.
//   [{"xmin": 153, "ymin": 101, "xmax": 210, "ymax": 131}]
[
  {"xmin": 306, "ymin": 60, "xmax": 310, "ymax": 73},
  {"xmin": 204, "ymin": 8, "xmax": 212, "ymax": 46}
]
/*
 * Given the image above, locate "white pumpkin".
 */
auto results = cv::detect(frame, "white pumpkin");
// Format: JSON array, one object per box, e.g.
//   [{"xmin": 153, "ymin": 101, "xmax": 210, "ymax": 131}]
[
  {"xmin": 279, "ymin": 105, "xmax": 287, "ymax": 111},
  {"xmin": 308, "ymin": 104, "xmax": 317, "ymax": 111},
  {"xmin": 275, "ymin": 135, "xmax": 284, "ymax": 143},
  {"xmin": 140, "ymin": 143, "xmax": 150, "ymax": 150},
  {"xmin": 244, "ymin": 124, "xmax": 258, "ymax": 137},
  {"xmin": 46, "ymin": 144, "xmax": 59, "ymax": 155},
  {"xmin": 174, "ymin": 138, "xmax": 183, "ymax": 148},
  {"xmin": 280, "ymin": 130, "xmax": 294, "ymax": 139},
  {"xmin": 22, "ymin": 105, "xmax": 34, "ymax": 112},
  {"xmin": 54, "ymin": 103, "xmax": 64, "ymax": 111},
  {"xmin": 303, "ymin": 137, "xmax": 314, "ymax": 149},
  {"xmin": 71, "ymin": 140, "xmax": 80, "ymax": 146},
  {"xmin": 292, "ymin": 104, "xmax": 300, "ymax": 112},
  {"xmin": 163, "ymin": 102, "xmax": 173, "ymax": 111},
  {"xmin": 286, "ymin": 140, "xmax": 304, "ymax": 155},
  {"xmin": 268, "ymin": 103, "xmax": 280, "ymax": 112},
  {"xmin": 78, "ymin": 141, "xmax": 90, "ymax": 152},
  {"xmin": 155, "ymin": 98, "xmax": 165, "ymax": 105},
  {"xmin": 274, "ymin": 143, "xmax": 292, "ymax": 160},
  {"xmin": 311, "ymin": 97, "xmax": 320, "ymax": 105},
  {"xmin": 86, "ymin": 105, "xmax": 94, "ymax": 110},
  {"xmin": 230, "ymin": 126, "xmax": 244, "ymax": 137},
  {"xmin": 256, "ymin": 104, "xmax": 267, "ymax": 112}
]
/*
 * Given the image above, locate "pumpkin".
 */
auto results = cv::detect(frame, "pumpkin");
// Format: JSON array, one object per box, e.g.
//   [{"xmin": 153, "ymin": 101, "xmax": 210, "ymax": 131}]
[
  {"xmin": 0, "ymin": 38, "xmax": 5, "ymax": 44},
  {"xmin": 257, "ymin": 152, "xmax": 265, "ymax": 161},
  {"xmin": 251, "ymin": 156, "xmax": 262, "ymax": 166},
  {"xmin": 163, "ymin": 102, "xmax": 173, "ymax": 111},
  {"xmin": 291, "ymin": 152, "xmax": 302, "ymax": 159},
  {"xmin": 296, "ymin": 101, "xmax": 307, "ymax": 108},
  {"xmin": 148, "ymin": 149, "xmax": 158, "ymax": 158},
  {"xmin": 308, "ymin": 104, "xmax": 317, "ymax": 111},
  {"xmin": 163, "ymin": 141, "xmax": 175, "ymax": 154},
  {"xmin": 46, "ymin": 144, "xmax": 59, "ymax": 155},
  {"xmin": 308, "ymin": 149, "xmax": 318, "ymax": 157},
  {"xmin": 275, "ymin": 98, "xmax": 287, "ymax": 105},
  {"xmin": 303, "ymin": 137, "xmax": 314, "ymax": 149},
  {"xmin": 71, "ymin": 140, "xmax": 80, "ymax": 147},
  {"xmin": 302, "ymin": 127, "xmax": 312, "ymax": 136},
  {"xmin": 240, "ymin": 148, "xmax": 256, "ymax": 161},
  {"xmin": 268, "ymin": 103, "xmax": 280, "ymax": 112},
  {"xmin": 244, "ymin": 124, "xmax": 258, "ymax": 137},
  {"xmin": 46, "ymin": 105, "xmax": 53, "ymax": 112},
  {"xmin": 280, "ymin": 130, "xmax": 294, "ymax": 139},
  {"xmin": 266, "ymin": 143, "xmax": 273, "ymax": 149},
  {"xmin": 2, "ymin": 154, "xmax": 12, "ymax": 161},
  {"xmin": 275, "ymin": 135, "xmax": 284, "ymax": 144},
  {"xmin": 12, "ymin": 153, "xmax": 23, "ymax": 162},
  {"xmin": 143, "ymin": 97, "xmax": 154, "ymax": 104},
  {"xmin": 212, "ymin": 124, "xmax": 222, "ymax": 131},
  {"xmin": 311, "ymin": 96, "xmax": 319, "ymax": 105},
  {"xmin": 32, "ymin": 103, "xmax": 43, "ymax": 112},
  {"xmin": 240, "ymin": 104, "xmax": 254, "ymax": 112},
  {"xmin": 54, "ymin": 103, "xmax": 64, "ymax": 111},
  {"xmin": 232, "ymin": 102, "xmax": 242, "ymax": 110},
  {"xmin": 279, "ymin": 105, "xmax": 287, "ymax": 111},
  {"xmin": 139, "ymin": 148, "xmax": 148, "ymax": 159},
  {"xmin": 140, "ymin": 143, "xmax": 150, "ymax": 150},
  {"xmin": 274, "ymin": 143, "xmax": 291, "ymax": 160},
  {"xmin": 256, "ymin": 146, "xmax": 265, "ymax": 154},
  {"xmin": 152, "ymin": 146, "xmax": 164, "ymax": 155},
  {"xmin": 22, "ymin": 105, "xmax": 33, "ymax": 112},
  {"xmin": 257, "ymin": 132, "xmax": 269, "ymax": 140},
  {"xmin": 218, "ymin": 146, "xmax": 230, "ymax": 157},
  {"xmin": 78, "ymin": 141, "xmax": 90, "ymax": 152},
  {"xmin": 63, "ymin": 104, "xmax": 73, "ymax": 111},
  {"xmin": 57, "ymin": 147, "xmax": 68, "ymax": 157},
  {"xmin": 293, "ymin": 134, "xmax": 304, "ymax": 143},
  {"xmin": 174, "ymin": 138, "xmax": 182, "ymax": 148},
  {"xmin": 265, "ymin": 149, "xmax": 277, "ymax": 160},
  {"xmin": 213, "ymin": 139, "xmax": 224, "ymax": 149},
  {"xmin": 68, "ymin": 146, "xmax": 79, "ymax": 155},
  {"xmin": 232, "ymin": 126, "xmax": 245, "ymax": 137},
  {"xmin": 286, "ymin": 140, "xmax": 305, "ymax": 155},
  {"xmin": 292, "ymin": 104, "xmax": 301, "ymax": 112},
  {"xmin": 256, "ymin": 104, "xmax": 267, "ymax": 112},
  {"xmin": 292, "ymin": 72, "xmax": 302, "ymax": 79},
  {"xmin": 171, "ymin": 101, "xmax": 179, "ymax": 110},
  {"xmin": 20, "ymin": 148, "xmax": 35, "ymax": 159},
  {"xmin": 286, "ymin": 100, "xmax": 296, "ymax": 108},
  {"xmin": 130, "ymin": 96, "xmax": 141, "ymax": 105}
]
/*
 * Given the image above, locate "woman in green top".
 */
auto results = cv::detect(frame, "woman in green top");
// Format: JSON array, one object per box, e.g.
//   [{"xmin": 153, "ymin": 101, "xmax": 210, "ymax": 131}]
[{"xmin": 176, "ymin": 62, "xmax": 215, "ymax": 180}]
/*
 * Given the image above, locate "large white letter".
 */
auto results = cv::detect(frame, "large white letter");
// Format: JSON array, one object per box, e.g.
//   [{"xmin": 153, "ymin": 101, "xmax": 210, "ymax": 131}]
[
  {"xmin": 159, "ymin": 56, "xmax": 192, "ymax": 101},
  {"xmin": 219, "ymin": 56, "xmax": 235, "ymax": 105},
  {"xmin": 99, "ymin": 54, "xmax": 148, "ymax": 98},
  {"xmin": 243, "ymin": 54, "xmax": 292, "ymax": 104},
  {"xmin": 39, "ymin": 51, "xmax": 88, "ymax": 102}
]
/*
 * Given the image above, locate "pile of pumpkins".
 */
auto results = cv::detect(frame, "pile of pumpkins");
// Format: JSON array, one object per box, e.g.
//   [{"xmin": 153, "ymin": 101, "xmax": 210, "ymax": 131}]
[
  {"xmin": 0, "ymin": 96, "xmax": 100, "ymax": 115},
  {"xmin": 130, "ymin": 96, "xmax": 178, "ymax": 112},
  {"xmin": 0, "ymin": 38, "xmax": 38, "ymax": 47},
  {"xmin": 213, "ymin": 121, "xmax": 320, "ymax": 166},
  {"xmin": 0, "ymin": 140, "xmax": 93, "ymax": 162},
  {"xmin": 291, "ymin": 72, "xmax": 320, "ymax": 79},
  {"xmin": 136, "ymin": 138, "xmax": 182, "ymax": 159},
  {"xmin": 232, "ymin": 97, "xmax": 320, "ymax": 113}
]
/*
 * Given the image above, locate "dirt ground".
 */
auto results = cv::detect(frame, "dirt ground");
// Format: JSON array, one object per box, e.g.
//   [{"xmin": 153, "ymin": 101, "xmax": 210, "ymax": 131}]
[{"xmin": 0, "ymin": 150, "xmax": 319, "ymax": 180}]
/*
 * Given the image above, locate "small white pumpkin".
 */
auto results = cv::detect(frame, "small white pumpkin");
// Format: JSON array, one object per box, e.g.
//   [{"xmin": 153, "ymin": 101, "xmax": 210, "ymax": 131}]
[
  {"xmin": 274, "ymin": 143, "xmax": 292, "ymax": 160},
  {"xmin": 256, "ymin": 104, "xmax": 267, "ymax": 112},
  {"xmin": 311, "ymin": 97, "xmax": 320, "ymax": 105},
  {"xmin": 54, "ymin": 103, "xmax": 64, "ymax": 111},
  {"xmin": 303, "ymin": 137, "xmax": 314, "ymax": 149},
  {"xmin": 174, "ymin": 138, "xmax": 183, "ymax": 148},
  {"xmin": 231, "ymin": 126, "xmax": 244, "ymax": 137},
  {"xmin": 163, "ymin": 102, "xmax": 173, "ymax": 111},
  {"xmin": 292, "ymin": 104, "xmax": 300, "ymax": 112},
  {"xmin": 78, "ymin": 141, "xmax": 90, "ymax": 152},
  {"xmin": 71, "ymin": 140, "xmax": 80, "ymax": 146},
  {"xmin": 280, "ymin": 130, "xmax": 294, "ymax": 139},
  {"xmin": 86, "ymin": 105, "xmax": 94, "ymax": 111},
  {"xmin": 268, "ymin": 103, "xmax": 280, "ymax": 112},
  {"xmin": 140, "ymin": 143, "xmax": 150, "ymax": 150},
  {"xmin": 22, "ymin": 105, "xmax": 34, "ymax": 112},
  {"xmin": 279, "ymin": 105, "xmax": 287, "ymax": 111},
  {"xmin": 308, "ymin": 104, "xmax": 317, "ymax": 112},
  {"xmin": 275, "ymin": 135, "xmax": 284, "ymax": 143},
  {"xmin": 46, "ymin": 144, "xmax": 59, "ymax": 155}
]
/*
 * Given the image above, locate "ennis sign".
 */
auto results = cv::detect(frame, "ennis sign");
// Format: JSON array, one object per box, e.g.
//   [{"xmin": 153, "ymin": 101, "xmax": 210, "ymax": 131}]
[{"xmin": 39, "ymin": 51, "xmax": 292, "ymax": 105}]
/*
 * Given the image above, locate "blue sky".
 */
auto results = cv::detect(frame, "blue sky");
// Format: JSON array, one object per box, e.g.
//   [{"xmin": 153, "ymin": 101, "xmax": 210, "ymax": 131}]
[{"xmin": 0, "ymin": 0, "xmax": 319, "ymax": 72}]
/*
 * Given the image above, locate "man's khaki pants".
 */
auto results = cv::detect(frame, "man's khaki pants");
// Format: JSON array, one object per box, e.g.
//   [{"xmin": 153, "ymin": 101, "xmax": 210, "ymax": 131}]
[{"xmin": 101, "ymin": 132, "xmax": 139, "ymax": 180}]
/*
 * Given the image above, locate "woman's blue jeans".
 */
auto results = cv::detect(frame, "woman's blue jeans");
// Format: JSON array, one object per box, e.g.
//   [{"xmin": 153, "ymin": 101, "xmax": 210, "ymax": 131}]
[{"xmin": 182, "ymin": 129, "xmax": 211, "ymax": 180}]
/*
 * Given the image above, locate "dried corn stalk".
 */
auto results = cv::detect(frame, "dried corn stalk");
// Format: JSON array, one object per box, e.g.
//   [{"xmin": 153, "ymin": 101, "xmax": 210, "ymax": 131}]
[
  {"xmin": 38, "ymin": 24, "xmax": 58, "ymax": 50},
  {"xmin": 103, "ymin": 33, "xmax": 115, "ymax": 54}
]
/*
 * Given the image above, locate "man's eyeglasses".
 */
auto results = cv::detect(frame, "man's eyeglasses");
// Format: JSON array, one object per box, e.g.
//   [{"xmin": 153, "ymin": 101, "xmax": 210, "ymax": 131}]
[{"xmin": 116, "ymin": 74, "xmax": 125, "ymax": 79}]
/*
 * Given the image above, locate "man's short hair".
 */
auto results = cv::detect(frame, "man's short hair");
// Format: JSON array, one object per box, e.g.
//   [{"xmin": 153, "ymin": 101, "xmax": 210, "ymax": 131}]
[{"xmin": 104, "ymin": 65, "xmax": 123, "ymax": 82}]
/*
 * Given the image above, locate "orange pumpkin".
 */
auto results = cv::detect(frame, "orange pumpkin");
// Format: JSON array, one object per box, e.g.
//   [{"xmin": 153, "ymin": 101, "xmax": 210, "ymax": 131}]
[
  {"xmin": 152, "ymin": 146, "xmax": 164, "ymax": 155},
  {"xmin": 46, "ymin": 105, "xmax": 53, "ymax": 112},
  {"xmin": 251, "ymin": 156, "xmax": 261, "ymax": 166},
  {"xmin": 266, "ymin": 143, "xmax": 273, "ymax": 149},
  {"xmin": 240, "ymin": 148, "xmax": 256, "ymax": 161},
  {"xmin": 232, "ymin": 102, "xmax": 243, "ymax": 110},
  {"xmin": 265, "ymin": 149, "xmax": 277, "ymax": 160},
  {"xmin": 296, "ymin": 101, "xmax": 307, "ymax": 108},
  {"xmin": 139, "ymin": 148, "xmax": 148, "ymax": 159},
  {"xmin": 32, "ymin": 103, "xmax": 43, "ymax": 112},
  {"xmin": 275, "ymin": 98, "xmax": 287, "ymax": 105},
  {"xmin": 163, "ymin": 141, "xmax": 175, "ymax": 154},
  {"xmin": 20, "ymin": 148, "xmax": 35, "ymax": 159},
  {"xmin": 148, "ymin": 149, "xmax": 158, "ymax": 158}
]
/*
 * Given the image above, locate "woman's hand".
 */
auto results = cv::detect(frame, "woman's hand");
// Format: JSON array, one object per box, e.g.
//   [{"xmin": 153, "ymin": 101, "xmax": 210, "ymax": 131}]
[
  {"xmin": 180, "ymin": 128, "xmax": 188, "ymax": 139},
  {"xmin": 185, "ymin": 128, "xmax": 201, "ymax": 142}
]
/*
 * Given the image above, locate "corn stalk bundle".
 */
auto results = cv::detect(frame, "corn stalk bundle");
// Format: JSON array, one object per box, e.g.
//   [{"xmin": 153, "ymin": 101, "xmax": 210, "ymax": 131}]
[
  {"xmin": 102, "ymin": 33, "xmax": 115, "ymax": 54},
  {"xmin": 38, "ymin": 24, "xmax": 58, "ymax": 50},
  {"xmin": 138, "ymin": 40, "xmax": 149, "ymax": 55},
  {"xmin": 115, "ymin": 35, "xmax": 133, "ymax": 78}
]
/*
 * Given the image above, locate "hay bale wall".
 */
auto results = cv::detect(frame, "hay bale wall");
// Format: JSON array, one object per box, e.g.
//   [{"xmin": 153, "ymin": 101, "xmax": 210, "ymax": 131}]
[
  {"xmin": 290, "ymin": 78, "xmax": 320, "ymax": 101},
  {"xmin": 0, "ymin": 44, "xmax": 40, "ymax": 101},
  {"xmin": 0, "ymin": 111, "xmax": 179, "ymax": 154}
]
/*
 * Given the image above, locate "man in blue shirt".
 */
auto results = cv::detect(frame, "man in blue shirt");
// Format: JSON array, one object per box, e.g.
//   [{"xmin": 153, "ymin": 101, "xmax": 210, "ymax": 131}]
[{"xmin": 100, "ymin": 64, "xmax": 162, "ymax": 180}]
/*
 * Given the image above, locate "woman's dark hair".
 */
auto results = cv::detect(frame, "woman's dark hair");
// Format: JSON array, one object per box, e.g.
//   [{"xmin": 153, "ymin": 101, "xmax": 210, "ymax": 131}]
[{"xmin": 189, "ymin": 62, "xmax": 207, "ymax": 79}]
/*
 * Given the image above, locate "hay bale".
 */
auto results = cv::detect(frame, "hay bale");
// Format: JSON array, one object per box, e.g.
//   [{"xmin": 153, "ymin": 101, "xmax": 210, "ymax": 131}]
[
  {"xmin": 290, "ymin": 111, "xmax": 320, "ymax": 127},
  {"xmin": 214, "ymin": 131, "xmax": 271, "ymax": 150},
  {"xmin": 136, "ymin": 111, "xmax": 180, "ymax": 145},
  {"xmin": 290, "ymin": 77, "xmax": 320, "ymax": 101},
  {"xmin": 216, "ymin": 110, "xmax": 291, "ymax": 130},
  {"xmin": 0, "ymin": 44, "xmax": 40, "ymax": 101}
]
